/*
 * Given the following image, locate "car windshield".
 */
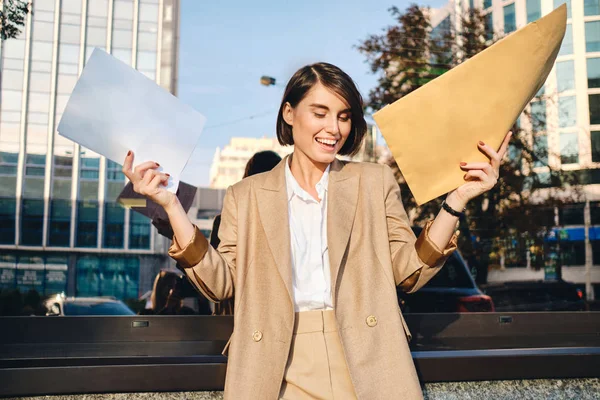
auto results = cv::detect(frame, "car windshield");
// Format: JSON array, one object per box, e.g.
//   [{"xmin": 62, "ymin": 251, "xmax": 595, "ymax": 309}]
[{"xmin": 63, "ymin": 301, "xmax": 135, "ymax": 316}]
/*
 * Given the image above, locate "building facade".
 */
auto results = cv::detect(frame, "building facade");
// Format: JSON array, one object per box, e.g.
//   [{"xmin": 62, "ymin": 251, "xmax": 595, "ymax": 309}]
[
  {"xmin": 0, "ymin": 0, "xmax": 180, "ymax": 301},
  {"xmin": 431, "ymin": 0, "xmax": 600, "ymax": 297}
]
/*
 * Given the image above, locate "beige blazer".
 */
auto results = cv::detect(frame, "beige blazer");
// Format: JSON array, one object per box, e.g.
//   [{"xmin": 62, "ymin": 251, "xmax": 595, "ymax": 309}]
[{"xmin": 169, "ymin": 157, "xmax": 457, "ymax": 399}]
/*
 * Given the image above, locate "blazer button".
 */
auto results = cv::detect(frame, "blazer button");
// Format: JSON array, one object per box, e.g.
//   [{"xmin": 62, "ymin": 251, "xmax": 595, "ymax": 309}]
[
  {"xmin": 366, "ymin": 315, "xmax": 378, "ymax": 327},
  {"xmin": 252, "ymin": 330, "xmax": 263, "ymax": 342}
]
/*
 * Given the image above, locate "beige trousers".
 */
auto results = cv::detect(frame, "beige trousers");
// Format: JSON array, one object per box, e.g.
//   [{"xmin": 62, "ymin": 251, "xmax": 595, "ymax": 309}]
[{"xmin": 279, "ymin": 310, "xmax": 357, "ymax": 400}]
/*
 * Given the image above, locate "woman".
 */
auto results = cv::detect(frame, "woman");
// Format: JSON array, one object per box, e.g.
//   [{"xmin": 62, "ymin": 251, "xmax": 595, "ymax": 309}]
[{"xmin": 123, "ymin": 63, "xmax": 511, "ymax": 399}]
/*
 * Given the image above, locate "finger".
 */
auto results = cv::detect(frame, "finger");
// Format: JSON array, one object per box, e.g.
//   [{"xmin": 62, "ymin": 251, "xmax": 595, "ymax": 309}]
[
  {"xmin": 477, "ymin": 141, "xmax": 502, "ymax": 170},
  {"xmin": 463, "ymin": 170, "xmax": 487, "ymax": 181},
  {"xmin": 459, "ymin": 162, "xmax": 493, "ymax": 170},
  {"xmin": 149, "ymin": 173, "xmax": 169, "ymax": 189},
  {"xmin": 122, "ymin": 150, "xmax": 134, "ymax": 180},
  {"xmin": 497, "ymin": 131, "xmax": 513, "ymax": 159},
  {"xmin": 141, "ymin": 168, "xmax": 157, "ymax": 186},
  {"xmin": 134, "ymin": 161, "xmax": 161, "ymax": 179},
  {"xmin": 460, "ymin": 162, "xmax": 495, "ymax": 178}
]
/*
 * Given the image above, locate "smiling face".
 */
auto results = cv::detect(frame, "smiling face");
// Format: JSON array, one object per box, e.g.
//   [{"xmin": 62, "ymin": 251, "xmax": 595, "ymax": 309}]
[{"xmin": 282, "ymin": 82, "xmax": 352, "ymax": 168}]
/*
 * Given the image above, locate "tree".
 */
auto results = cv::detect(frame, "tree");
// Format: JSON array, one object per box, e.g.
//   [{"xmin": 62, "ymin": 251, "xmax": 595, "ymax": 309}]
[
  {"xmin": 360, "ymin": 4, "xmax": 583, "ymax": 284},
  {"xmin": 0, "ymin": 0, "xmax": 30, "ymax": 41}
]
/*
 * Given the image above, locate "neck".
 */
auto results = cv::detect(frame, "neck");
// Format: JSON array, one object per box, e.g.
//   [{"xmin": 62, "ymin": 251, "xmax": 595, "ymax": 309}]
[{"xmin": 289, "ymin": 151, "xmax": 330, "ymax": 191}]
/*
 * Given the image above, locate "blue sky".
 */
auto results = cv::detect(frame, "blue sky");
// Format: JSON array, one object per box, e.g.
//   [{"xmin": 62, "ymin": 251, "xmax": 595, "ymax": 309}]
[{"xmin": 178, "ymin": 0, "xmax": 448, "ymax": 186}]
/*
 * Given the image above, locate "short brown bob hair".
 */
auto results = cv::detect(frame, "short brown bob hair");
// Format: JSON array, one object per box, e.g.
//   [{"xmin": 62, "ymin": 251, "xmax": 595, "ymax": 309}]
[{"xmin": 276, "ymin": 62, "xmax": 367, "ymax": 156}]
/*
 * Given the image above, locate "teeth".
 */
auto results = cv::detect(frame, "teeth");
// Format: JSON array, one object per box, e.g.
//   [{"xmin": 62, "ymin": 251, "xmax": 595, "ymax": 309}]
[{"xmin": 316, "ymin": 138, "xmax": 337, "ymax": 146}]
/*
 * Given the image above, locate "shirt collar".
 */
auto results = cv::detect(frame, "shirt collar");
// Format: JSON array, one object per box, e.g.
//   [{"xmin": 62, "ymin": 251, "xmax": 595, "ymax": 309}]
[{"xmin": 285, "ymin": 158, "xmax": 330, "ymax": 202}]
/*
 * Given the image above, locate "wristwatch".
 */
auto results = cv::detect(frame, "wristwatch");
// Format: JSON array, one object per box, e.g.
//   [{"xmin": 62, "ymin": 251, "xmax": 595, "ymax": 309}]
[{"xmin": 441, "ymin": 200, "xmax": 466, "ymax": 218}]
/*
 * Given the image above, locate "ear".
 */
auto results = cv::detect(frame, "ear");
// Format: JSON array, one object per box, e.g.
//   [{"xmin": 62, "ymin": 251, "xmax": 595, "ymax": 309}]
[{"xmin": 282, "ymin": 102, "xmax": 294, "ymax": 126}]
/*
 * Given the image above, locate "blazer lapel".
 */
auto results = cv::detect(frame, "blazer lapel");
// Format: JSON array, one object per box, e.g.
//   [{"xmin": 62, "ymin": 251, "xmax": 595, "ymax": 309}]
[
  {"xmin": 256, "ymin": 157, "xmax": 294, "ymax": 304},
  {"xmin": 327, "ymin": 159, "xmax": 359, "ymax": 303}
]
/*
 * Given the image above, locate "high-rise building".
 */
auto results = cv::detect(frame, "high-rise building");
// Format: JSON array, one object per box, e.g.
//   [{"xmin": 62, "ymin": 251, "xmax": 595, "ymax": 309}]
[{"xmin": 0, "ymin": 0, "xmax": 180, "ymax": 301}]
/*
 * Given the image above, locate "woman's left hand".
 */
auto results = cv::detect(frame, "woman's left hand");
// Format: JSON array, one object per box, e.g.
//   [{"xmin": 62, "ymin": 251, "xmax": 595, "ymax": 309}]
[{"xmin": 447, "ymin": 131, "xmax": 513, "ymax": 207}]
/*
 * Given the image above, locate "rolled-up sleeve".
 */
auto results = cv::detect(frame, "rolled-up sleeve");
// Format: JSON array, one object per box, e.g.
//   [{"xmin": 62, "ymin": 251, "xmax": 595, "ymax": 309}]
[
  {"xmin": 169, "ymin": 225, "xmax": 210, "ymax": 268},
  {"xmin": 167, "ymin": 185, "xmax": 238, "ymax": 302}
]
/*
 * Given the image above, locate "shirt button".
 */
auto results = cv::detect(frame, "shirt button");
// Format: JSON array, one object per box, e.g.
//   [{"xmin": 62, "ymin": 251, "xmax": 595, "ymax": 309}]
[
  {"xmin": 366, "ymin": 315, "xmax": 378, "ymax": 327},
  {"xmin": 252, "ymin": 330, "xmax": 263, "ymax": 342}
]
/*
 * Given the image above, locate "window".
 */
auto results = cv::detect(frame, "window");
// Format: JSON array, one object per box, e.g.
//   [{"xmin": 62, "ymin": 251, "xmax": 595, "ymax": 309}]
[
  {"xmin": 44, "ymin": 255, "xmax": 69, "ymax": 295},
  {"xmin": 584, "ymin": 0, "xmax": 600, "ymax": 16},
  {"xmin": 25, "ymin": 154, "xmax": 45, "ymax": 177},
  {"xmin": 129, "ymin": 212, "xmax": 150, "ymax": 249},
  {"xmin": 485, "ymin": 12, "xmax": 494, "ymax": 41},
  {"xmin": 20, "ymin": 199, "xmax": 44, "ymax": 246},
  {"xmin": 592, "ymin": 131, "xmax": 600, "ymax": 162},
  {"xmin": 88, "ymin": 0, "xmax": 109, "ymax": 18},
  {"xmin": 558, "ymin": 96, "xmax": 577, "ymax": 128},
  {"xmin": 527, "ymin": 0, "xmax": 541, "ymax": 23},
  {"xmin": 560, "ymin": 241, "xmax": 585, "ymax": 266},
  {"xmin": 559, "ymin": 25, "xmax": 573, "ymax": 56},
  {"xmin": 483, "ymin": 0, "xmax": 492, "ymax": 8},
  {"xmin": 76, "ymin": 256, "xmax": 100, "ymax": 296},
  {"xmin": 16, "ymin": 254, "xmax": 45, "ymax": 293},
  {"xmin": 0, "ymin": 152, "xmax": 18, "ymax": 176},
  {"xmin": 530, "ymin": 101, "xmax": 546, "ymax": 132},
  {"xmin": 139, "ymin": 3, "xmax": 159, "ymax": 23},
  {"xmin": 589, "ymin": 94, "xmax": 600, "ymax": 124},
  {"xmin": 76, "ymin": 201, "xmax": 98, "ymax": 247},
  {"xmin": 0, "ymin": 198, "xmax": 16, "ymax": 244},
  {"xmin": 560, "ymin": 132, "xmax": 579, "ymax": 164},
  {"xmin": 554, "ymin": 0, "xmax": 572, "ymax": 19},
  {"xmin": 504, "ymin": 3, "xmax": 516, "ymax": 34},
  {"xmin": 106, "ymin": 160, "xmax": 125, "ymax": 199},
  {"xmin": 80, "ymin": 157, "xmax": 100, "ymax": 180},
  {"xmin": 2, "ymin": 70, "xmax": 24, "ymax": 90},
  {"xmin": 103, "ymin": 202, "xmax": 125, "ymax": 248},
  {"xmin": 556, "ymin": 61, "xmax": 575, "ymax": 92},
  {"xmin": 586, "ymin": 21, "xmax": 600, "ymax": 53},
  {"xmin": 587, "ymin": 58, "xmax": 600, "ymax": 88},
  {"xmin": 75, "ymin": 255, "xmax": 139, "ymax": 299},
  {"xmin": 533, "ymin": 135, "xmax": 548, "ymax": 168},
  {"xmin": 48, "ymin": 199, "xmax": 71, "ymax": 247},
  {"xmin": 560, "ymin": 204, "xmax": 584, "ymax": 225}
]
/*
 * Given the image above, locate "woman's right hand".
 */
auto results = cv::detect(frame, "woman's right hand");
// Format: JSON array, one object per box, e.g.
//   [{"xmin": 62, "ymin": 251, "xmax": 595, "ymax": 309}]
[{"xmin": 122, "ymin": 150, "xmax": 174, "ymax": 208}]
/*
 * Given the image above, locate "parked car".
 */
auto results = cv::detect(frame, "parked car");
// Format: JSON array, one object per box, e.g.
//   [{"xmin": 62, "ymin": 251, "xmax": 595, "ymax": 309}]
[
  {"xmin": 397, "ymin": 226, "xmax": 495, "ymax": 313},
  {"xmin": 480, "ymin": 280, "xmax": 587, "ymax": 312},
  {"xmin": 44, "ymin": 294, "xmax": 135, "ymax": 316}
]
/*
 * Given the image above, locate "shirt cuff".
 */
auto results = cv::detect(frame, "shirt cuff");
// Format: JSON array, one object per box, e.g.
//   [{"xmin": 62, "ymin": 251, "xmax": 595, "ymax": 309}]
[
  {"xmin": 414, "ymin": 220, "xmax": 458, "ymax": 267},
  {"xmin": 168, "ymin": 225, "xmax": 209, "ymax": 269}
]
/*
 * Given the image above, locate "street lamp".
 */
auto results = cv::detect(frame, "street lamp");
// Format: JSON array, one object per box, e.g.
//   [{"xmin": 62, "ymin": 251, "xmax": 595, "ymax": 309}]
[{"xmin": 260, "ymin": 76, "xmax": 277, "ymax": 87}]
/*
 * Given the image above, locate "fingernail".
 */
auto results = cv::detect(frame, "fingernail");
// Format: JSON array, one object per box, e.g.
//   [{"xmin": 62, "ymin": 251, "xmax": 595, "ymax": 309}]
[
  {"xmin": 478, "ymin": 141, "xmax": 485, "ymax": 146},
  {"xmin": 127, "ymin": 150, "xmax": 131, "ymax": 156},
  {"xmin": 155, "ymin": 163, "xmax": 160, "ymax": 167},
  {"xmin": 166, "ymin": 173, "xmax": 170, "ymax": 177},
  {"xmin": 460, "ymin": 162, "xmax": 467, "ymax": 166}
]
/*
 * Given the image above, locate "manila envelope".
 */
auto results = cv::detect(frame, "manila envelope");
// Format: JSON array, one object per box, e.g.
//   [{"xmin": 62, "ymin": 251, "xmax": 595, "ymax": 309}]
[{"xmin": 374, "ymin": 5, "xmax": 567, "ymax": 205}]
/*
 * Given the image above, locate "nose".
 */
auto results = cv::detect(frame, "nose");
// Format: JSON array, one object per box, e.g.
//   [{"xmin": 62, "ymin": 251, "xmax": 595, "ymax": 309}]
[{"xmin": 325, "ymin": 116, "xmax": 340, "ymax": 135}]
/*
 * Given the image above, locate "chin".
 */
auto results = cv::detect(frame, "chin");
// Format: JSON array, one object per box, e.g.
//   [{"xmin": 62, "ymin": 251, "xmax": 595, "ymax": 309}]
[{"xmin": 311, "ymin": 153, "xmax": 337, "ymax": 165}]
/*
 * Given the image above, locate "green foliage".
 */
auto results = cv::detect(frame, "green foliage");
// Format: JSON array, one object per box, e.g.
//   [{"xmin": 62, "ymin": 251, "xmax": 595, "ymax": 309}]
[
  {"xmin": 360, "ymin": 4, "xmax": 583, "ymax": 283},
  {"xmin": 0, "ymin": 0, "xmax": 30, "ymax": 41}
]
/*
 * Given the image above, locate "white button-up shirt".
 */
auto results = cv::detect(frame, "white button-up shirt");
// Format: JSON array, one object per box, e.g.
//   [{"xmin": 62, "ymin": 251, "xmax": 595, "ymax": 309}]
[{"xmin": 284, "ymin": 160, "xmax": 333, "ymax": 312}]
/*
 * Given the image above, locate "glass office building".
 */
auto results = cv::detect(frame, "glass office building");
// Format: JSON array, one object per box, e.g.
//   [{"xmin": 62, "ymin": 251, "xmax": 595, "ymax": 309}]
[{"xmin": 0, "ymin": 0, "xmax": 180, "ymax": 300}]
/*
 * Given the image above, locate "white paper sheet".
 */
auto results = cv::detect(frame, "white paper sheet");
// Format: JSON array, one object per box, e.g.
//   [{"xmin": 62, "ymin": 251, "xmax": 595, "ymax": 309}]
[{"xmin": 57, "ymin": 48, "xmax": 206, "ymax": 192}]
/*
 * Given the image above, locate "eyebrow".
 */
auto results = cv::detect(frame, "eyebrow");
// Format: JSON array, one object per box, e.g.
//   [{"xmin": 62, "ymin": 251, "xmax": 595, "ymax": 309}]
[{"xmin": 309, "ymin": 103, "xmax": 352, "ymax": 113}]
